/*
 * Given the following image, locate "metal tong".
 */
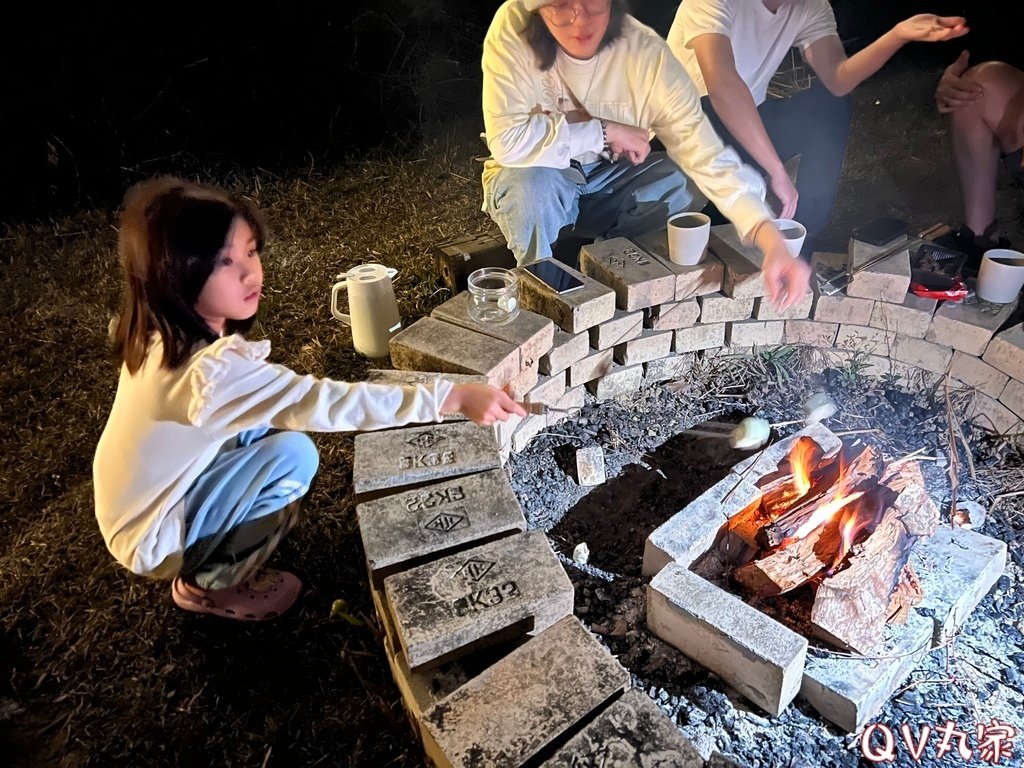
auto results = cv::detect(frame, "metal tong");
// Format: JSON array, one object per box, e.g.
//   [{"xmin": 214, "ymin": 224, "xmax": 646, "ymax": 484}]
[
  {"xmin": 817, "ymin": 223, "xmax": 951, "ymax": 296},
  {"xmin": 518, "ymin": 402, "xmax": 581, "ymax": 417}
]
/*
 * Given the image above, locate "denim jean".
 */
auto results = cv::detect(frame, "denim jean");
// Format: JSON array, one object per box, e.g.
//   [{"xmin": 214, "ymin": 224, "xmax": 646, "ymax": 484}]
[
  {"xmin": 701, "ymin": 80, "xmax": 852, "ymax": 254},
  {"xmin": 180, "ymin": 427, "xmax": 319, "ymax": 589},
  {"xmin": 484, "ymin": 151, "xmax": 700, "ymax": 264}
]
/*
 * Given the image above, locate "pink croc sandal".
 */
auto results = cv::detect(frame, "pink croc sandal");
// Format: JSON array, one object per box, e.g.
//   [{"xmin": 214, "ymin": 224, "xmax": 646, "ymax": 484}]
[{"xmin": 171, "ymin": 568, "xmax": 302, "ymax": 621}]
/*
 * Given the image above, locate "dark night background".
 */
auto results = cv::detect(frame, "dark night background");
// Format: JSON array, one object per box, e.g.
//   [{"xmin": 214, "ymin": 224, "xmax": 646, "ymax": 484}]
[{"xmin": 0, "ymin": 0, "xmax": 998, "ymax": 224}]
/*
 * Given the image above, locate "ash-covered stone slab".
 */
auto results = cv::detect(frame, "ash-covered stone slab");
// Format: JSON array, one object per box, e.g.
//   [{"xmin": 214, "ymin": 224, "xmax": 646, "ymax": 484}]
[
  {"xmin": 982, "ymin": 322, "xmax": 1024, "ymax": 381},
  {"xmin": 845, "ymin": 236, "xmax": 911, "ymax": 304},
  {"xmin": 949, "ymin": 351, "xmax": 1009, "ymax": 398},
  {"xmin": 868, "ymin": 293, "xmax": 936, "ymax": 338},
  {"xmin": 580, "ymin": 238, "xmax": 676, "ymax": 311},
  {"xmin": 357, "ymin": 469, "xmax": 526, "ymax": 582},
  {"xmin": 644, "ymin": 472, "xmax": 763, "ymax": 576},
  {"xmin": 800, "ymin": 611, "xmax": 932, "ymax": 733},
  {"xmin": 589, "ymin": 309, "xmax": 644, "ymax": 350},
  {"xmin": 541, "ymin": 688, "xmax": 704, "ymax": 767},
  {"xmin": 516, "ymin": 263, "xmax": 616, "ymax": 334},
  {"xmin": 925, "ymin": 298, "xmax": 1018, "ymax": 356},
  {"xmin": 384, "ymin": 530, "xmax": 573, "ymax": 669},
  {"xmin": 431, "ymin": 292, "xmax": 555, "ymax": 371},
  {"xmin": 891, "ymin": 335, "xmax": 953, "ymax": 371},
  {"xmin": 910, "ymin": 525, "xmax": 1007, "ymax": 646},
  {"xmin": 586, "ymin": 363, "xmax": 644, "ymax": 401},
  {"xmin": 648, "ymin": 564, "xmax": 808, "ymax": 716},
  {"xmin": 390, "ymin": 316, "xmax": 520, "ymax": 387},
  {"xmin": 353, "ymin": 421, "xmax": 501, "ymax": 497},
  {"xmin": 731, "ymin": 423, "xmax": 843, "ymax": 479},
  {"xmin": 634, "ymin": 228, "xmax": 725, "ymax": 299},
  {"xmin": 420, "ymin": 615, "xmax": 629, "ymax": 768},
  {"xmin": 708, "ymin": 225, "xmax": 768, "ymax": 300},
  {"xmin": 383, "ymin": 633, "xmax": 469, "ymax": 741},
  {"xmin": 540, "ymin": 329, "xmax": 591, "ymax": 375},
  {"xmin": 365, "ymin": 369, "xmax": 488, "ymax": 422}
]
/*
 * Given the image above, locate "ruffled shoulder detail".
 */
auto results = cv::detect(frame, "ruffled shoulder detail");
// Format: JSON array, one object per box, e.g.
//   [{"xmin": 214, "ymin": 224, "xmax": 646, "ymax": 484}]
[{"xmin": 187, "ymin": 335, "xmax": 272, "ymax": 426}]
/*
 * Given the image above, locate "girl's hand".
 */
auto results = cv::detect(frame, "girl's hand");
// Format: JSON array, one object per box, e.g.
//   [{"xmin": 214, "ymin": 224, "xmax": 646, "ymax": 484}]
[
  {"xmin": 893, "ymin": 15, "xmax": 968, "ymax": 44},
  {"xmin": 441, "ymin": 383, "xmax": 527, "ymax": 427}
]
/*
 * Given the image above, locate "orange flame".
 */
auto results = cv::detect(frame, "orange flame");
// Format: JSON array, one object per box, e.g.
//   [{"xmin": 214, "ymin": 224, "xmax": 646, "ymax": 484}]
[
  {"xmin": 789, "ymin": 437, "xmax": 816, "ymax": 498},
  {"xmin": 789, "ymin": 490, "xmax": 865, "ymax": 541}
]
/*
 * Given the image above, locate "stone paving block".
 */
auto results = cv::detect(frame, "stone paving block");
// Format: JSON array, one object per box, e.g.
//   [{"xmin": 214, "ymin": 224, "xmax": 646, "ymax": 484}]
[
  {"xmin": 365, "ymin": 369, "xmax": 488, "ymax": 422},
  {"xmin": 784, "ymin": 320, "xmax": 838, "ymax": 347},
  {"xmin": 511, "ymin": 413, "xmax": 548, "ymax": 453},
  {"xmin": 506, "ymin": 359, "xmax": 540, "ymax": 401},
  {"xmin": 834, "ymin": 324, "xmax": 896, "ymax": 356},
  {"xmin": 421, "ymin": 615, "xmax": 629, "ymax": 768},
  {"xmin": 580, "ymin": 238, "xmax": 676, "ymax": 311},
  {"xmin": 675, "ymin": 323, "xmax": 727, "ymax": 353},
  {"xmin": 981, "ymin": 322, "xmax": 1024, "ymax": 381},
  {"xmin": 431, "ymin": 292, "xmax": 555, "ymax": 371},
  {"xmin": 892, "ymin": 335, "xmax": 953, "ymax": 371},
  {"xmin": 644, "ymin": 472, "xmax": 763, "ymax": 576},
  {"xmin": 644, "ymin": 352, "xmax": 697, "ymax": 383},
  {"xmin": 731, "ymin": 423, "xmax": 843, "ymax": 478},
  {"xmin": 384, "ymin": 530, "xmax": 574, "ymax": 669},
  {"xmin": 911, "ymin": 525, "xmax": 1007, "ymax": 646},
  {"xmin": 971, "ymin": 392, "xmax": 1023, "ymax": 434},
  {"xmin": 589, "ymin": 309, "xmax": 644, "ymax": 350},
  {"xmin": 845, "ymin": 237, "xmax": 911, "ymax": 303},
  {"xmin": 525, "ymin": 372, "xmax": 567, "ymax": 406},
  {"xmin": 494, "ymin": 412, "xmax": 523, "ymax": 454},
  {"xmin": 810, "ymin": 252, "xmax": 876, "ymax": 326},
  {"xmin": 357, "ymin": 469, "xmax": 526, "ymax": 582},
  {"xmin": 568, "ymin": 348, "xmax": 614, "ymax": 387},
  {"xmin": 868, "ymin": 293, "xmax": 937, "ymax": 338},
  {"xmin": 649, "ymin": 564, "xmax": 808, "ymax": 716},
  {"xmin": 547, "ymin": 385, "xmax": 586, "ymax": 428},
  {"xmin": 574, "ymin": 445, "xmax": 606, "ymax": 486},
  {"xmin": 697, "ymin": 292, "xmax": 755, "ymax": 324},
  {"xmin": 727, "ymin": 320, "xmax": 784, "ymax": 348},
  {"xmin": 353, "ymin": 421, "xmax": 502, "ymax": 497},
  {"xmin": 925, "ymin": 298, "xmax": 1018, "ymax": 356},
  {"xmin": 390, "ymin": 316, "xmax": 520, "ymax": 388},
  {"xmin": 1001, "ymin": 377, "xmax": 1024, "ymax": 419},
  {"xmin": 614, "ymin": 329, "xmax": 673, "ymax": 365},
  {"xmin": 948, "ymin": 351, "xmax": 1010, "ymax": 398},
  {"xmin": 634, "ymin": 227, "xmax": 724, "ymax": 299},
  {"xmin": 383, "ymin": 633, "xmax": 468, "ymax": 740},
  {"xmin": 586, "ymin": 364, "xmax": 644, "ymax": 401},
  {"xmin": 753, "ymin": 291, "xmax": 813, "ymax": 321},
  {"xmin": 541, "ymin": 688, "xmax": 704, "ymax": 767},
  {"xmin": 516, "ymin": 262, "xmax": 616, "ymax": 334},
  {"xmin": 644, "ymin": 299, "xmax": 701, "ymax": 330},
  {"xmin": 800, "ymin": 611, "xmax": 932, "ymax": 733},
  {"xmin": 709, "ymin": 225, "xmax": 768, "ymax": 299},
  {"xmin": 540, "ymin": 329, "xmax": 591, "ymax": 376}
]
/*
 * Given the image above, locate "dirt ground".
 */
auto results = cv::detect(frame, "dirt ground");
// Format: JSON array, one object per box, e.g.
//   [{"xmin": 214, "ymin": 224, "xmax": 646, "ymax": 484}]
[{"xmin": 1, "ymin": 54, "xmax": 1022, "ymax": 767}]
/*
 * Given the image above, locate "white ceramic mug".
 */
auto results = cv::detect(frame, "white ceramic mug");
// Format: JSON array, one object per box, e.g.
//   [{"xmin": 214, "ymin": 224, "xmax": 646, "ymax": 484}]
[
  {"xmin": 977, "ymin": 248, "xmax": 1024, "ymax": 303},
  {"xmin": 331, "ymin": 263, "xmax": 402, "ymax": 358},
  {"xmin": 667, "ymin": 212, "xmax": 711, "ymax": 266},
  {"xmin": 773, "ymin": 218, "xmax": 807, "ymax": 258}
]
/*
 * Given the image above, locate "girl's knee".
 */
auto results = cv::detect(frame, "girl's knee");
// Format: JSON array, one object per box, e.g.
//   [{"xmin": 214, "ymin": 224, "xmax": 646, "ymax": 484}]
[{"xmin": 266, "ymin": 431, "xmax": 319, "ymax": 479}]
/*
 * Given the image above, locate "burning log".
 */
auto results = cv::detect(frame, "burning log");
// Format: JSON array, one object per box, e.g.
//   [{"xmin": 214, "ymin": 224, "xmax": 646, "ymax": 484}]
[
  {"xmin": 758, "ymin": 437, "xmax": 841, "ymax": 520},
  {"xmin": 733, "ymin": 514, "xmax": 844, "ymax": 596},
  {"xmin": 886, "ymin": 563, "xmax": 924, "ymax": 625}
]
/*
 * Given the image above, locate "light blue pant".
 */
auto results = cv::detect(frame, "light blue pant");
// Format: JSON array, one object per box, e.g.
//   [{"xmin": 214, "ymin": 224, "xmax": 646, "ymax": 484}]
[
  {"xmin": 484, "ymin": 152, "xmax": 700, "ymax": 264},
  {"xmin": 180, "ymin": 427, "xmax": 319, "ymax": 589}
]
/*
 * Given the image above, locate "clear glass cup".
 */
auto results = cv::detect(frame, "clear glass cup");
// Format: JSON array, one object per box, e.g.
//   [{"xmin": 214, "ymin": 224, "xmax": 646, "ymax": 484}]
[{"xmin": 467, "ymin": 267, "xmax": 519, "ymax": 325}]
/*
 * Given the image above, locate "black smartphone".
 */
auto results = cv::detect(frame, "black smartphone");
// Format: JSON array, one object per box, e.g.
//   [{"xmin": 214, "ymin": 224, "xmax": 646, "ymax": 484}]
[
  {"xmin": 852, "ymin": 216, "xmax": 910, "ymax": 247},
  {"xmin": 523, "ymin": 260, "xmax": 586, "ymax": 294}
]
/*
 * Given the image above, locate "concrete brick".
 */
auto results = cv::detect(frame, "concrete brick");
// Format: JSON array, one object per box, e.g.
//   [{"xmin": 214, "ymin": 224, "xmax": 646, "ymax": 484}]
[
  {"xmin": 633, "ymin": 228, "xmax": 724, "ymax": 299},
  {"xmin": 525, "ymin": 372, "xmax": 566, "ymax": 406},
  {"xmin": 891, "ymin": 335, "xmax": 953, "ymax": 371},
  {"xmin": 911, "ymin": 526, "xmax": 1007, "ymax": 646},
  {"xmin": 421, "ymin": 616, "xmax": 629, "ymax": 768},
  {"xmin": 648, "ymin": 564, "xmax": 808, "ymax": 716},
  {"xmin": 727, "ymin": 320, "xmax": 785, "ymax": 348},
  {"xmin": 868, "ymin": 293, "xmax": 936, "ymax": 338},
  {"xmin": 383, "ymin": 633, "xmax": 468, "ymax": 740},
  {"xmin": 574, "ymin": 445, "xmax": 606, "ymax": 486},
  {"xmin": 926, "ymin": 298, "xmax": 1018, "ymax": 356},
  {"xmin": 494, "ymin": 412, "xmax": 523, "ymax": 454},
  {"xmin": 644, "ymin": 472, "xmax": 763, "ymax": 576},
  {"xmin": 644, "ymin": 352, "xmax": 697, "ymax": 383},
  {"xmin": 516, "ymin": 262, "xmax": 616, "ymax": 334},
  {"xmin": 708, "ymin": 225, "xmax": 768, "ymax": 299},
  {"xmin": 568, "ymin": 348, "xmax": 614, "ymax": 386},
  {"xmin": 971, "ymin": 392, "xmax": 1023, "ymax": 434},
  {"xmin": 754, "ymin": 291, "xmax": 813, "ymax": 321},
  {"xmin": 586, "ymin": 364, "xmax": 644, "ymax": 401},
  {"xmin": 506, "ymin": 359, "xmax": 540, "ymax": 401},
  {"xmin": 511, "ymin": 413, "xmax": 549, "ymax": 453},
  {"xmin": 1001, "ymin": 377, "xmax": 1024, "ymax": 419},
  {"xmin": 697, "ymin": 292, "xmax": 754, "ymax": 324},
  {"xmin": 784, "ymin": 320, "xmax": 838, "ymax": 347},
  {"xmin": 810, "ymin": 252, "xmax": 876, "ymax": 325},
  {"xmin": 731, "ymin": 423, "xmax": 843, "ymax": 479},
  {"xmin": 674, "ymin": 323, "xmax": 727, "ymax": 353},
  {"xmin": 800, "ymin": 611, "xmax": 932, "ymax": 733},
  {"xmin": 589, "ymin": 308, "xmax": 644, "ymax": 350},
  {"xmin": 981, "ymin": 322, "xmax": 1024, "ymax": 381},
  {"xmin": 431, "ymin": 292, "xmax": 555, "ymax": 371},
  {"xmin": 540, "ymin": 329, "xmax": 590, "ymax": 376},
  {"xmin": 579, "ymin": 238, "xmax": 676, "ymax": 311},
  {"xmin": 845, "ymin": 236, "xmax": 911, "ymax": 303},
  {"xmin": 390, "ymin": 316, "xmax": 520, "ymax": 388},
  {"xmin": 948, "ymin": 351, "xmax": 1010, "ymax": 398},
  {"xmin": 614, "ymin": 329, "xmax": 674, "ymax": 365},
  {"xmin": 835, "ymin": 324, "xmax": 896, "ymax": 356},
  {"xmin": 542, "ymin": 688, "xmax": 704, "ymax": 767},
  {"xmin": 547, "ymin": 385, "xmax": 586, "ymax": 427},
  {"xmin": 384, "ymin": 530, "xmax": 573, "ymax": 669},
  {"xmin": 357, "ymin": 469, "xmax": 526, "ymax": 582},
  {"xmin": 353, "ymin": 421, "xmax": 502, "ymax": 498},
  {"xmin": 644, "ymin": 300, "xmax": 701, "ymax": 330}
]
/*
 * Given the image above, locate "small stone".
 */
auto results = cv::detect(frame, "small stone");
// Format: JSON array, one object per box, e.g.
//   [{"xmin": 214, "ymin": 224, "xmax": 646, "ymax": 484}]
[
  {"xmin": 572, "ymin": 542, "xmax": 590, "ymax": 564},
  {"xmin": 575, "ymin": 445, "xmax": 606, "ymax": 486}
]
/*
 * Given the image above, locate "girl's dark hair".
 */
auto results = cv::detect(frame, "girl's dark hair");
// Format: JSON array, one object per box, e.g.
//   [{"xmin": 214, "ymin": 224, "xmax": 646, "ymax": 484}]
[
  {"xmin": 114, "ymin": 177, "xmax": 268, "ymax": 373},
  {"xmin": 525, "ymin": 0, "xmax": 630, "ymax": 71}
]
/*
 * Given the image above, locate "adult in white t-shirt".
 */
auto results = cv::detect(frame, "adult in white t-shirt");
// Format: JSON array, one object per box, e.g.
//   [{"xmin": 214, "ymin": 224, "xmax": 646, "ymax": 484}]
[
  {"xmin": 481, "ymin": 0, "xmax": 811, "ymax": 310},
  {"xmin": 668, "ymin": 0, "xmax": 967, "ymax": 256}
]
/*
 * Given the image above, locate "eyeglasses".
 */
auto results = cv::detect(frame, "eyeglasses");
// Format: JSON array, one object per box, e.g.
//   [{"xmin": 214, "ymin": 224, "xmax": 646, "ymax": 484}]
[{"xmin": 540, "ymin": 0, "xmax": 612, "ymax": 27}]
